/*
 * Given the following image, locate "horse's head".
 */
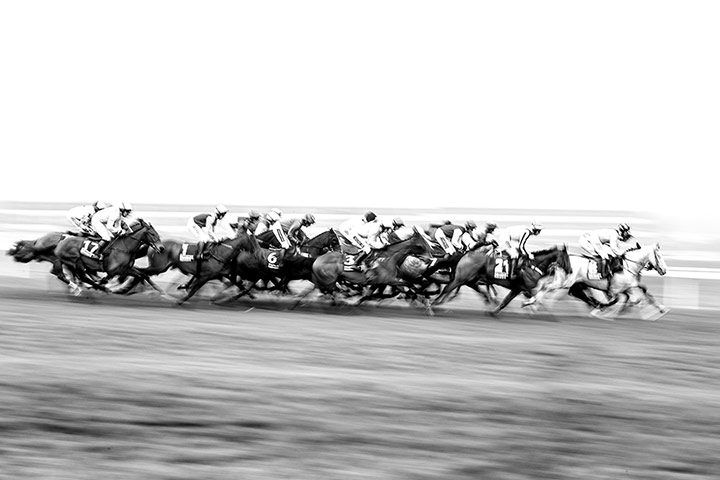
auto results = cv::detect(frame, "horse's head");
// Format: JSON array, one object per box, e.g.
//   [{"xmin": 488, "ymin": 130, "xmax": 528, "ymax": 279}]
[
  {"xmin": 305, "ymin": 229, "xmax": 341, "ymax": 254},
  {"xmin": 135, "ymin": 219, "xmax": 164, "ymax": 253},
  {"xmin": 648, "ymin": 243, "xmax": 667, "ymax": 276},
  {"xmin": 533, "ymin": 245, "xmax": 572, "ymax": 275},
  {"xmin": 7, "ymin": 240, "xmax": 35, "ymax": 263},
  {"xmin": 625, "ymin": 242, "xmax": 666, "ymax": 276}
]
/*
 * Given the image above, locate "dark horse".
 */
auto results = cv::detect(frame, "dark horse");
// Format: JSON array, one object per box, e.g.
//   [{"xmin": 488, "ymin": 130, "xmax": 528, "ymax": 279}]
[
  {"xmin": 236, "ymin": 229, "xmax": 341, "ymax": 294},
  {"xmin": 54, "ymin": 219, "xmax": 165, "ymax": 296},
  {"xmin": 432, "ymin": 245, "xmax": 572, "ymax": 315},
  {"xmin": 7, "ymin": 232, "xmax": 72, "ymax": 285},
  {"xmin": 134, "ymin": 232, "xmax": 256, "ymax": 304},
  {"xmin": 310, "ymin": 230, "xmax": 433, "ymax": 305}
]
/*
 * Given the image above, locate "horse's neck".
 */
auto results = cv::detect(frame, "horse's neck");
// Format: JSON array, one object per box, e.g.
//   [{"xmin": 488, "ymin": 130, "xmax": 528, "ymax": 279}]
[
  {"xmin": 623, "ymin": 248, "xmax": 651, "ymax": 274},
  {"xmin": 534, "ymin": 250, "xmax": 559, "ymax": 268}
]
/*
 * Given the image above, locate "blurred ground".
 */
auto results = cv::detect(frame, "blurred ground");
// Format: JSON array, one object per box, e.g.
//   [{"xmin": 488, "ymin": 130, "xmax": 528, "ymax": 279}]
[{"xmin": 1, "ymin": 274, "xmax": 719, "ymax": 479}]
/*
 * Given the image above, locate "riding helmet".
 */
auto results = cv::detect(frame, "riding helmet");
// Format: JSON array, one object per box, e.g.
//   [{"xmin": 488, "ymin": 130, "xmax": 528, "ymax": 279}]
[
  {"xmin": 392, "ymin": 217, "xmax": 405, "ymax": 227},
  {"xmin": 215, "ymin": 204, "xmax": 229, "ymax": 217},
  {"xmin": 304, "ymin": 213, "xmax": 316, "ymax": 224},
  {"xmin": 465, "ymin": 220, "xmax": 477, "ymax": 230},
  {"xmin": 364, "ymin": 211, "xmax": 377, "ymax": 222},
  {"xmin": 93, "ymin": 200, "xmax": 107, "ymax": 211},
  {"xmin": 485, "ymin": 222, "xmax": 497, "ymax": 232},
  {"xmin": 531, "ymin": 222, "xmax": 543, "ymax": 232}
]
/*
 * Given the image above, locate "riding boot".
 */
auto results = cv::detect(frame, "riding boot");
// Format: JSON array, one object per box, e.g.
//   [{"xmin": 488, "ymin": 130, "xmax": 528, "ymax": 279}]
[
  {"xmin": 96, "ymin": 240, "xmax": 109, "ymax": 260},
  {"xmin": 509, "ymin": 258, "xmax": 517, "ymax": 279}
]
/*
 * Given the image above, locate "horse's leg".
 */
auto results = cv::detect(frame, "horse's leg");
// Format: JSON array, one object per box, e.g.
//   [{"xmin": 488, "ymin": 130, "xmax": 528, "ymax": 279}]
[
  {"xmin": 568, "ymin": 283, "xmax": 604, "ymax": 309},
  {"xmin": 490, "ymin": 289, "xmax": 521, "ymax": 316},
  {"xmin": 432, "ymin": 277, "xmax": 462, "ymax": 306},
  {"xmin": 177, "ymin": 277, "xmax": 210, "ymax": 305},
  {"xmin": 636, "ymin": 284, "xmax": 667, "ymax": 314}
]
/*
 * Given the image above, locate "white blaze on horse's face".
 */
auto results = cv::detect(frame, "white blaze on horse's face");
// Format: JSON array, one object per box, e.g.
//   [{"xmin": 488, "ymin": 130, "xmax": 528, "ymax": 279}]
[{"xmin": 652, "ymin": 243, "xmax": 667, "ymax": 276}]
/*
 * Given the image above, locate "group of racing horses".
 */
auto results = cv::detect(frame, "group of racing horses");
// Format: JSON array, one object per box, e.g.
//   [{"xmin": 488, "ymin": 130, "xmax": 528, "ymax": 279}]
[{"xmin": 6, "ymin": 218, "xmax": 669, "ymax": 317}]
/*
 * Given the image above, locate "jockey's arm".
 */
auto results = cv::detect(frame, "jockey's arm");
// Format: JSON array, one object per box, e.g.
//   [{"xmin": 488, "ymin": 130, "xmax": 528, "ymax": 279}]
[
  {"xmin": 460, "ymin": 231, "xmax": 476, "ymax": 250},
  {"xmin": 518, "ymin": 231, "xmax": 532, "ymax": 258},
  {"xmin": 451, "ymin": 229, "xmax": 464, "ymax": 249},
  {"xmin": 607, "ymin": 232, "xmax": 626, "ymax": 256},
  {"xmin": 271, "ymin": 222, "xmax": 291, "ymax": 249},
  {"xmin": 287, "ymin": 221, "xmax": 303, "ymax": 244}
]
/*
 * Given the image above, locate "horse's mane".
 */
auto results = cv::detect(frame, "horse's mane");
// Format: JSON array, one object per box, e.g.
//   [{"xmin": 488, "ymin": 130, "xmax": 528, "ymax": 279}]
[{"xmin": 532, "ymin": 246, "xmax": 560, "ymax": 256}]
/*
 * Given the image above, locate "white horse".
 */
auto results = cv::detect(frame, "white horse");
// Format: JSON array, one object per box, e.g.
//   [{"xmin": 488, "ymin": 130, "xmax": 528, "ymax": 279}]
[{"xmin": 525, "ymin": 243, "xmax": 668, "ymax": 318}]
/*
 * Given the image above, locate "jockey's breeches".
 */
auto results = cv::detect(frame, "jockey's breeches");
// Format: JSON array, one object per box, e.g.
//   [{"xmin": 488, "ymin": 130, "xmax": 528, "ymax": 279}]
[
  {"xmin": 434, "ymin": 231, "xmax": 455, "ymax": 254},
  {"xmin": 187, "ymin": 219, "xmax": 213, "ymax": 242},
  {"xmin": 579, "ymin": 234, "xmax": 610, "ymax": 259}
]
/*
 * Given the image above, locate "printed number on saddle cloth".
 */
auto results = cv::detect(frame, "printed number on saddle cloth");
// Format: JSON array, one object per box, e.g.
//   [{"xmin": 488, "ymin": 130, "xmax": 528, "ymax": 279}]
[
  {"xmin": 265, "ymin": 251, "xmax": 281, "ymax": 270},
  {"xmin": 588, "ymin": 260, "xmax": 602, "ymax": 280},
  {"xmin": 343, "ymin": 254, "xmax": 359, "ymax": 272},
  {"xmin": 180, "ymin": 243, "xmax": 199, "ymax": 263},
  {"xmin": 80, "ymin": 240, "xmax": 101, "ymax": 258},
  {"xmin": 494, "ymin": 258, "xmax": 508, "ymax": 279}
]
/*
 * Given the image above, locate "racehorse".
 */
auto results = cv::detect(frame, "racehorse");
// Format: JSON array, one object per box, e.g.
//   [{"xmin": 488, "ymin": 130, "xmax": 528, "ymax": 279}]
[
  {"xmin": 54, "ymin": 219, "xmax": 165, "ymax": 296},
  {"xmin": 255, "ymin": 228, "xmax": 339, "ymax": 256},
  {"xmin": 310, "ymin": 230, "xmax": 433, "ymax": 305},
  {"xmin": 134, "ymin": 232, "xmax": 256, "ymax": 304},
  {"xmin": 7, "ymin": 232, "xmax": 72, "ymax": 285},
  {"xmin": 526, "ymin": 242, "xmax": 668, "ymax": 318},
  {"xmin": 432, "ymin": 245, "xmax": 572, "ymax": 315}
]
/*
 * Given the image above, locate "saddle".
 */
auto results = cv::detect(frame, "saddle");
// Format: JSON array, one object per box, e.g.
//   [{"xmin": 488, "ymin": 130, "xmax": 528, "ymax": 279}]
[{"xmin": 582, "ymin": 255, "xmax": 621, "ymax": 280}]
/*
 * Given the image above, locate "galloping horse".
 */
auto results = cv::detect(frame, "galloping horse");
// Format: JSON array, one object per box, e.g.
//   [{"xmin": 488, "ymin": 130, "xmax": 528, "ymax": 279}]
[
  {"xmin": 527, "ymin": 242, "xmax": 668, "ymax": 317},
  {"xmin": 134, "ymin": 232, "xmax": 256, "ymax": 304},
  {"xmin": 255, "ymin": 228, "xmax": 340, "ymax": 257},
  {"xmin": 54, "ymin": 219, "xmax": 164, "ymax": 295},
  {"xmin": 311, "ymin": 230, "xmax": 433, "ymax": 304},
  {"xmin": 7, "ymin": 232, "xmax": 71, "ymax": 285},
  {"xmin": 432, "ymin": 245, "xmax": 573, "ymax": 315}
]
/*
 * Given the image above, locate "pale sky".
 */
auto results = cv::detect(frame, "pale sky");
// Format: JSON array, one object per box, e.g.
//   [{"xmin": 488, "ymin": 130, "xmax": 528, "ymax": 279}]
[{"xmin": 1, "ymin": 1, "xmax": 718, "ymax": 220}]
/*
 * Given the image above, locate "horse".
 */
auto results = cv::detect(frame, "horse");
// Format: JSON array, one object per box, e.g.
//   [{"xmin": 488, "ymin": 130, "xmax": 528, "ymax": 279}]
[
  {"xmin": 526, "ymin": 242, "xmax": 668, "ymax": 318},
  {"xmin": 133, "ymin": 232, "xmax": 256, "ymax": 304},
  {"xmin": 54, "ymin": 219, "xmax": 165, "ymax": 296},
  {"xmin": 7, "ymin": 232, "xmax": 72, "ymax": 285},
  {"xmin": 255, "ymin": 228, "xmax": 340, "ymax": 257},
  {"xmin": 432, "ymin": 245, "xmax": 573, "ymax": 315},
  {"xmin": 310, "ymin": 229, "xmax": 434, "ymax": 305}
]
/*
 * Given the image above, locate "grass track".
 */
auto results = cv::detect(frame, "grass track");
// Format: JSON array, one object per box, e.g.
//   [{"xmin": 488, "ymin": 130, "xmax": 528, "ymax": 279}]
[{"xmin": 1, "ymin": 279, "xmax": 719, "ymax": 479}]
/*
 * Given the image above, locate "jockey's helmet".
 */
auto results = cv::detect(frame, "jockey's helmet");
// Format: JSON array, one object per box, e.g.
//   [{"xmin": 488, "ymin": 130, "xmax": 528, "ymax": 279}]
[
  {"xmin": 618, "ymin": 223, "xmax": 631, "ymax": 239},
  {"xmin": 248, "ymin": 209, "xmax": 261, "ymax": 220},
  {"xmin": 93, "ymin": 200, "xmax": 107, "ymax": 211},
  {"xmin": 364, "ymin": 211, "xmax": 377, "ymax": 222},
  {"xmin": 530, "ymin": 222, "xmax": 543, "ymax": 233},
  {"xmin": 267, "ymin": 211, "xmax": 281, "ymax": 223},
  {"xmin": 215, "ymin": 204, "xmax": 229, "ymax": 217},
  {"xmin": 270, "ymin": 208, "xmax": 283, "ymax": 217},
  {"xmin": 485, "ymin": 222, "xmax": 497, "ymax": 232},
  {"xmin": 303, "ymin": 213, "xmax": 316, "ymax": 225},
  {"xmin": 119, "ymin": 202, "xmax": 133, "ymax": 215},
  {"xmin": 465, "ymin": 220, "xmax": 477, "ymax": 230},
  {"xmin": 392, "ymin": 217, "xmax": 404, "ymax": 227}
]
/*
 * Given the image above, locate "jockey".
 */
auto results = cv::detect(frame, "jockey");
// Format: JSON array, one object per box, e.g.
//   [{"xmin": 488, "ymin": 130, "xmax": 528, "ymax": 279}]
[
  {"xmin": 187, "ymin": 204, "xmax": 232, "ymax": 245},
  {"xmin": 578, "ymin": 223, "xmax": 633, "ymax": 277},
  {"xmin": 281, "ymin": 213, "xmax": 316, "ymax": 247},
  {"xmin": 467, "ymin": 222, "xmax": 498, "ymax": 251},
  {"xmin": 90, "ymin": 202, "xmax": 135, "ymax": 259},
  {"xmin": 386, "ymin": 217, "xmax": 415, "ymax": 244},
  {"xmin": 254, "ymin": 208, "xmax": 283, "ymax": 236},
  {"xmin": 338, "ymin": 210, "xmax": 380, "ymax": 254},
  {"xmin": 495, "ymin": 222, "xmax": 543, "ymax": 278},
  {"xmin": 67, "ymin": 200, "xmax": 107, "ymax": 235},
  {"xmin": 433, "ymin": 221, "xmax": 466, "ymax": 255},
  {"xmin": 244, "ymin": 209, "xmax": 262, "ymax": 233}
]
